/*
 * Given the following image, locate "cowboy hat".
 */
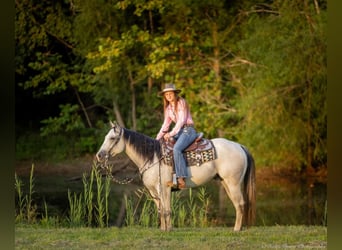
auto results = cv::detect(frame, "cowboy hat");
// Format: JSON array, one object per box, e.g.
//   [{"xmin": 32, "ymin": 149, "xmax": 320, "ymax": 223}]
[{"xmin": 158, "ymin": 83, "xmax": 181, "ymax": 96}]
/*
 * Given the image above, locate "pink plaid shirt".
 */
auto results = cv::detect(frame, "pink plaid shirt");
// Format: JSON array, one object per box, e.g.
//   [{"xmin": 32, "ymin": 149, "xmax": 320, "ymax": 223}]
[{"xmin": 156, "ymin": 98, "xmax": 194, "ymax": 140}]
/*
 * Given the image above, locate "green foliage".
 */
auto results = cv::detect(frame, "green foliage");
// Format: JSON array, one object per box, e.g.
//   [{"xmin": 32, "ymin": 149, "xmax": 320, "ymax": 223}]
[
  {"xmin": 40, "ymin": 104, "xmax": 85, "ymax": 135},
  {"xmin": 15, "ymin": 0, "xmax": 327, "ymax": 171},
  {"xmin": 229, "ymin": 1, "xmax": 327, "ymax": 169},
  {"xmin": 16, "ymin": 131, "xmax": 100, "ymax": 162}
]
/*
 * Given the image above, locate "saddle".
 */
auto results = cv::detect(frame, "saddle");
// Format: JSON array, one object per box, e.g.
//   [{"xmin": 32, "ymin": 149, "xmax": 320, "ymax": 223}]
[{"xmin": 161, "ymin": 133, "xmax": 217, "ymax": 167}]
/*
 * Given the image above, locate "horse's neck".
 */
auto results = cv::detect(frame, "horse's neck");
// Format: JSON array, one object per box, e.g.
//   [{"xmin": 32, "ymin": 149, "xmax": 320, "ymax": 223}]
[{"xmin": 124, "ymin": 143, "xmax": 147, "ymax": 169}]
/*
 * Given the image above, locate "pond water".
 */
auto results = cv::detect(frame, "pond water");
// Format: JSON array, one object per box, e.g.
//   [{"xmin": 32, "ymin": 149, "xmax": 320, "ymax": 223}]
[{"xmin": 16, "ymin": 170, "xmax": 327, "ymax": 227}]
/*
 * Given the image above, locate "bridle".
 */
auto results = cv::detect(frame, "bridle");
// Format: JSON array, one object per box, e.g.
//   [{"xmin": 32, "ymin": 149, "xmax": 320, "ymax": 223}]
[
  {"xmin": 104, "ymin": 125, "xmax": 123, "ymax": 160},
  {"xmin": 95, "ymin": 126, "xmax": 135, "ymax": 184},
  {"xmin": 96, "ymin": 126, "xmax": 167, "ymax": 184}
]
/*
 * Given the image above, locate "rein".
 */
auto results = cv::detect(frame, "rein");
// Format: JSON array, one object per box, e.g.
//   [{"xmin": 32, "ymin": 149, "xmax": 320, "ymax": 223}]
[
  {"xmin": 96, "ymin": 156, "xmax": 165, "ymax": 185},
  {"xmin": 96, "ymin": 157, "xmax": 136, "ymax": 184},
  {"xmin": 139, "ymin": 155, "xmax": 165, "ymax": 176}
]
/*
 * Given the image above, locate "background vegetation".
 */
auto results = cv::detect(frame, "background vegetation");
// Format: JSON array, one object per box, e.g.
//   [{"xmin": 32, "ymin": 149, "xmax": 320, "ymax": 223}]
[
  {"xmin": 15, "ymin": 0, "xmax": 327, "ymax": 173},
  {"xmin": 14, "ymin": 165, "xmax": 327, "ymax": 249}
]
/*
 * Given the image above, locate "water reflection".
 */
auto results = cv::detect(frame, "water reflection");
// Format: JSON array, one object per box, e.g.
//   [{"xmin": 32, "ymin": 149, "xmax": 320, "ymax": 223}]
[{"xmin": 255, "ymin": 174, "xmax": 327, "ymax": 226}]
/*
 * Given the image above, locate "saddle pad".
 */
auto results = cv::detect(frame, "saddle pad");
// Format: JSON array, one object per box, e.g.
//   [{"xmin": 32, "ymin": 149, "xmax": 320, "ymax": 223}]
[{"xmin": 161, "ymin": 138, "xmax": 217, "ymax": 167}]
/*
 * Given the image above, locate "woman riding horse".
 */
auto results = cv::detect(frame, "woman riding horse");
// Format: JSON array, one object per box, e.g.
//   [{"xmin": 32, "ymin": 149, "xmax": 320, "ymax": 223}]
[{"xmin": 156, "ymin": 83, "xmax": 198, "ymax": 189}]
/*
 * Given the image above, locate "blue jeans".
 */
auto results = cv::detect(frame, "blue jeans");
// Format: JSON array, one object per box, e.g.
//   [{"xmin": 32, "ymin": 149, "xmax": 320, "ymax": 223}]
[{"xmin": 173, "ymin": 126, "xmax": 197, "ymax": 178}]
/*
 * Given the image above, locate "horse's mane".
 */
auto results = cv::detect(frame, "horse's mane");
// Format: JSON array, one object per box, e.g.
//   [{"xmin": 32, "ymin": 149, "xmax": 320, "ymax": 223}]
[{"xmin": 122, "ymin": 128, "xmax": 162, "ymax": 163}]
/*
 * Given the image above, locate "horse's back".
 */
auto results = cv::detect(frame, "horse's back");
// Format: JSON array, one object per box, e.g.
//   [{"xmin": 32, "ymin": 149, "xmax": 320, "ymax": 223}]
[
  {"xmin": 211, "ymin": 138, "xmax": 246, "ymax": 157},
  {"xmin": 211, "ymin": 138, "xmax": 248, "ymax": 178}
]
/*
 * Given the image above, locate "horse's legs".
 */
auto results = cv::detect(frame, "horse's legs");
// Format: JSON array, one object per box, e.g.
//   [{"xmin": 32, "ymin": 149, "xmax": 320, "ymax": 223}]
[
  {"xmin": 148, "ymin": 186, "xmax": 172, "ymax": 231},
  {"xmin": 146, "ymin": 188, "xmax": 163, "ymax": 228},
  {"xmin": 221, "ymin": 180, "xmax": 245, "ymax": 231},
  {"xmin": 159, "ymin": 187, "xmax": 172, "ymax": 231}
]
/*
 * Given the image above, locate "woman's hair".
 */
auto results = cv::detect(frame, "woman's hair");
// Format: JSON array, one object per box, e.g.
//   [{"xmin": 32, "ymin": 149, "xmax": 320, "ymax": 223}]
[
  {"xmin": 163, "ymin": 92, "xmax": 179, "ymax": 111},
  {"xmin": 163, "ymin": 93, "xmax": 189, "ymax": 117}
]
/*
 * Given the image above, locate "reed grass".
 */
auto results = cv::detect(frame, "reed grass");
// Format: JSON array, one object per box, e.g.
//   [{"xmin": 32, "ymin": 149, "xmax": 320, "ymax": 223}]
[
  {"xmin": 67, "ymin": 190, "xmax": 84, "ymax": 227},
  {"xmin": 40, "ymin": 200, "xmax": 60, "ymax": 228},
  {"xmin": 15, "ymin": 172, "xmax": 25, "ymax": 223},
  {"xmin": 82, "ymin": 170, "xmax": 94, "ymax": 226},
  {"xmin": 94, "ymin": 167, "xmax": 105, "ymax": 227},
  {"xmin": 14, "ymin": 164, "xmax": 37, "ymax": 223},
  {"xmin": 15, "ymin": 164, "xmax": 214, "ymax": 228},
  {"xmin": 124, "ymin": 186, "xmax": 213, "ymax": 228},
  {"xmin": 124, "ymin": 193, "xmax": 134, "ymax": 226},
  {"xmin": 15, "ymin": 163, "xmax": 326, "ymax": 230},
  {"xmin": 67, "ymin": 165, "xmax": 111, "ymax": 228}
]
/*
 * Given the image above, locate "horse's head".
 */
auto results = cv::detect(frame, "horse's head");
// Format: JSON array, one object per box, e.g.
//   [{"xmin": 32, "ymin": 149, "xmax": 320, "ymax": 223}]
[{"xmin": 96, "ymin": 121, "xmax": 124, "ymax": 162}]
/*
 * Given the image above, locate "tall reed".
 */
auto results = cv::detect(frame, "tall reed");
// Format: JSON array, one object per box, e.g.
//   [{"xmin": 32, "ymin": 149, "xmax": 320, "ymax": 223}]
[
  {"xmin": 124, "ymin": 186, "xmax": 212, "ymax": 228},
  {"xmin": 67, "ymin": 190, "xmax": 84, "ymax": 227},
  {"xmin": 124, "ymin": 194, "xmax": 134, "ymax": 226},
  {"xmin": 26, "ymin": 164, "xmax": 37, "ymax": 223},
  {"xmin": 104, "ymin": 173, "xmax": 111, "ymax": 227},
  {"xmin": 14, "ymin": 164, "xmax": 37, "ymax": 223},
  {"xmin": 67, "ymin": 165, "xmax": 112, "ymax": 227},
  {"xmin": 40, "ymin": 200, "xmax": 59, "ymax": 228},
  {"xmin": 82, "ymin": 170, "xmax": 94, "ymax": 226},
  {"xmin": 15, "ymin": 173, "xmax": 25, "ymax": 223},
  {"xmin": 197, "ymin": 187, "xmax": 210, "ymax": 227},
  {"xmin": 187, "ymin": 188, "xmax": 198, "ymax": 227},
  {"xmin": 139, "ymin": 191, "xmax": 158, "ymax": 227},
  {"xmin": 94, "ymin": 167, "xmax": 105, "ymax": 228}
]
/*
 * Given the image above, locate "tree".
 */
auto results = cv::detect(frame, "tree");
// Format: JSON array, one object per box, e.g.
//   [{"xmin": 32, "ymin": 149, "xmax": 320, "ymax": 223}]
[
  {"xmin": 16, "ymin": 0, "xmax": 327, "ymax": 172},
  {"xmin": 229, "ymin": 0, "xmax": 327, "ymax": 171}
]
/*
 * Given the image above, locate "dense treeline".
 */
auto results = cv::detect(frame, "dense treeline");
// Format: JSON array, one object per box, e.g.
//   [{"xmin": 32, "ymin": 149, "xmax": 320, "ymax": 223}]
[{"xmin": 15, "ymin": 0, "xmax": 327, "ymax": 172}]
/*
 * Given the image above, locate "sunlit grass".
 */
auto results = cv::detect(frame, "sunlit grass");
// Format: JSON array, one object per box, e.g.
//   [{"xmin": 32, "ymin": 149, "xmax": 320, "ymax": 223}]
[{"xmin": 15, "ymin": 225, "xmax": 327, "ymax": 250}]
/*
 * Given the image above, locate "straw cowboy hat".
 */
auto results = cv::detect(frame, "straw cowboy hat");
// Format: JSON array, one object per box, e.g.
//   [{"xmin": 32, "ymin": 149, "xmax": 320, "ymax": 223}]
[{"xmin": 158, "ymin": 83, "xmax": 181, "ymax": 96}]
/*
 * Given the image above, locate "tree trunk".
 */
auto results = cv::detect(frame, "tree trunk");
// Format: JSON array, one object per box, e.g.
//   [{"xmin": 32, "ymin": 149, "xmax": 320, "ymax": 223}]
[
  {"xmin": 74, "ymin": 87, "xmax": 93, "ymax": 128},
  {"xmin": 128, "ymin": 69, "xmax": 137, "ymax": 130}
]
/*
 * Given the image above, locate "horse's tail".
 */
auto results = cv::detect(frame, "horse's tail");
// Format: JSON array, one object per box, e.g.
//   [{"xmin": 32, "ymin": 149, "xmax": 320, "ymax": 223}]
[{"xmin": 241, "ymin": 145, "xmax": 256, "ymax": 227}]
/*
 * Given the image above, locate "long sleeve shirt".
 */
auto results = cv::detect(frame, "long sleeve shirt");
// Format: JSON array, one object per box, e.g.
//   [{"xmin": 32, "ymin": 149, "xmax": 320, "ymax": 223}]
[{"xmin": 156, "ymin": 98, "xmax": 194, "ymax": 140}]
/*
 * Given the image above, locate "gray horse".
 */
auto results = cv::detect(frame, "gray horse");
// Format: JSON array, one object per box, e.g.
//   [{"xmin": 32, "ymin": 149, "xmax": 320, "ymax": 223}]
[{"xmin": 96, "ymin": 121, "xmax": 256, "ymax": 231}]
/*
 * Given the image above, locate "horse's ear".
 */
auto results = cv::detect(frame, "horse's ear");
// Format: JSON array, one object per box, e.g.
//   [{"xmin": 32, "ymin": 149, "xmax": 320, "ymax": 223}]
[
  {"xmin": 110, "ymin": 120, "xmax": 120, "ymax": 128},
  {"xmin": 110, "ymin": 121, "xmax": 116, "ymax": 128}
]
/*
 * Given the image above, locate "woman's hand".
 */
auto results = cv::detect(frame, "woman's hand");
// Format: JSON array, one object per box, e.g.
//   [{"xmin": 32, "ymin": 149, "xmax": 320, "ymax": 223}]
[{"xmin": 164, "ymin": 133, "xmax": 171, "ymax": 141}]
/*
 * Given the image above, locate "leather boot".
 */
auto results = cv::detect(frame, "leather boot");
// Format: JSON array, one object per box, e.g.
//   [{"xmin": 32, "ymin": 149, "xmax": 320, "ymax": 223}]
[{"xmin": 177, "ymin": 177, "xmax": 186, "ymax": 189}]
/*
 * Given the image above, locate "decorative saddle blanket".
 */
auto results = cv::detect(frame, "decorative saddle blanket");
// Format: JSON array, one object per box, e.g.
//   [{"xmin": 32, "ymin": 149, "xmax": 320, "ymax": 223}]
[{"xmin": 161, "ymin": 137, "xmax": 217, "ymax": 167}]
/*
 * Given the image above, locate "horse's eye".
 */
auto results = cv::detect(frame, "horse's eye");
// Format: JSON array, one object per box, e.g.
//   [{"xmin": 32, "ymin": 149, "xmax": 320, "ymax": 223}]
[{"xmin": 110, "ymin": 137, "xmax": 116, "ymax": 141}]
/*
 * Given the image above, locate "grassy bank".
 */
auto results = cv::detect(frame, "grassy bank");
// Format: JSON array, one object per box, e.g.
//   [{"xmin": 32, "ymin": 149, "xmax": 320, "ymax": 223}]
[{"xmin": 15, "ymin": 225, "xmax": 326, "ymax": 249}]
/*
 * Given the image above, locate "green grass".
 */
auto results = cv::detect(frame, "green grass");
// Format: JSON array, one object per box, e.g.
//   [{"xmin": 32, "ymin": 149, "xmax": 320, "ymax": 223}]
[{"xmin": 15, "ymin": 225, "xmax": 326, "ymax": 249}]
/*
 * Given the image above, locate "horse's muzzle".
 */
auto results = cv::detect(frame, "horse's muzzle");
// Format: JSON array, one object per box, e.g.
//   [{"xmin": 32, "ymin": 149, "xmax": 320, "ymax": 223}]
[{"xmin": 96, "ymin": 150, "xmax": 107, "ymax": 162}]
